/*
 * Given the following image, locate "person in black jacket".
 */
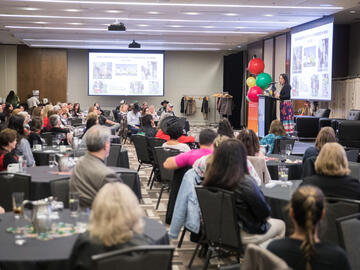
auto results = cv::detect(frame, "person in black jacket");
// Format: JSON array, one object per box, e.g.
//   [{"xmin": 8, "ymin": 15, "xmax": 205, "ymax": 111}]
[
  {"xmin": 203, "ymin": 139, "xmax": 285, "ymax": 247},
  {"xmin": 69, "ymin": 182, "xmax": 150, "ymax": 270},
  {"xmin": 0, "ymin": 128, "xmax": 18, "ymax": 171},
  {"xmin": 28, "ymin": 117, "xmax": 43, "ymax": 148},
  {"xmin": 138, "ymin": 114, "xmax": 157, "ymax": 137},
  {"xmin": 302, "ymin": 142, "xmax": 360, "ymax": 200}
]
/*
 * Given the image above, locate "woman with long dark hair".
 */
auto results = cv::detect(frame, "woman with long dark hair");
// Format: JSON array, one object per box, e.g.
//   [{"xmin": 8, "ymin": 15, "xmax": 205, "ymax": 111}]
[
  {"xmin": 217, "ymin": 118, "xmax": 234, "ymax": 138},
  {"xmin": 268, "ymin": 186, "xmax": 350, "ymax": 270},
  {"xmin": 203, "ymin": 139, "xmax": 285, "ymax": 247},
  {"xmin": 276, "ymin": 74, "xmax": 294, "ymax": 134}
]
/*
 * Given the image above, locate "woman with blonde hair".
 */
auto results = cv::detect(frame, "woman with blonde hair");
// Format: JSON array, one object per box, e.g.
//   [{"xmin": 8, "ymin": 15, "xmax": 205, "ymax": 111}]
[
  {"xmin": 302, "ymin": 142, "xmax": 360, "ymax": 199},
  {"xmin": 69, "ymin": 182, "xmax": 149, "ymax": 270},
  {"xmin": 268, "ymin": 185, "xmax": 350, "ymax": 270},
  {"xmin": 260, "ymin": 120, "xmax": 287, "ymax": 154}
]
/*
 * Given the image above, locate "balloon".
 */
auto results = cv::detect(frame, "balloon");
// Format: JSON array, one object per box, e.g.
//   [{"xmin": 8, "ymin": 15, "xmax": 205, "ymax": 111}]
[
  {"xmin": 248, "ymin": 58, "xmax": 265, "ymax": 75},
  {"xmin": 247, "ymin": 86, "xmax": 263, "ymax": 103},
  {"xmin": 246, "ymin": 77, "xmax": 256, "ymax": 88},
  {"xmin": 256, "ymin": 73, "xmax": 272, "ymax": 89}
]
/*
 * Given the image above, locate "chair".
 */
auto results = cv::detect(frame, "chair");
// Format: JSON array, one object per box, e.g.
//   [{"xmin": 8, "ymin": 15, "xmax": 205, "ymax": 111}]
[
  {"xmin": 319, "ymin": 197, "xmax": 360, "ymax": 245},
  {"xmin": 112, "ymin": 110, "xmax": 120, "ymax": 122},
  {"xmin": 247, "ymin": 156, "xmax": 271, "ymax": 184},
  {"xmin": 132, "ymin": 135, "xmax": 154, "ymax": 183},
  {"xmin": 50, "ymin": 179, "xmax": 69, "ymax": 208},
  {"xmin": 92, "ymin": 245, "xmax": 174, "ymax": 270},
  {"xmin": 188, "ymin": 186, "xmax": 243, "ymax": 270},
  {"xmin": 147, "ymin": 137, "xmax": 166, "ymax": 189},
  {"xmin": 0, "ymin": 173, "xmax": 31, "ymax": 212},
  {"xmin": 336, "ymin": 213, "xmax": 360, "ymax": 270},
  {"xmin": 106, "ymin": 144, "xmax": 122, "ymax": 167},
  {"xmin": 346, "ymin": 149, "xmax": 359, "ymax": 162},
  {"xmin": 301, "ymin": 155, "xmax": 317, "ymax": 178},
  {"xmin": 69, "ymin": 118, "xmax": 82, "ymax": 126},
  {"xmin": 40, "ymin": 132, "xmax": 54, "ymax": 146},
  {"xmin": 241, "ymin": 244, "xmax": 290, "ymax": 270},
  {"xmin": 153, "ymin": 147, "xmax": 180, "ymax": 209},
  {"xmin": 102, "ymin": 110, "xmax": 111, "ymax": 117},
  {"xmin": 219, "ymin": 264, "xmax": 240, "ymax": 270},
  {"xmin": 272, "ymin": 138, "xmax": 296, "ymax": 155}
]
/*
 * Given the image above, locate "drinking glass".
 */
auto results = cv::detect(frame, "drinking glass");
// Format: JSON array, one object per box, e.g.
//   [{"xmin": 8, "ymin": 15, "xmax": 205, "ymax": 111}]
[
  {"xmin": 49, "ymin": 154, "xmax": 56, "ymax": 169},
  {"xmin": 278, "ymin": 165, "xmax": 289, "ymax": 187},
  {"xmin": 285, "ymin": 144, "xmax": 292, "ymax": 157},
  {"xmin": 12, "ymin": 192, "xmax": 24, "ymax": 219},
  {"xmin": 20, "ymin": 156, "xmax": 27, "ymax": 173},
  {"xmin": 69, "ymin": 191, "xmax": 80, "ymax": 217}
]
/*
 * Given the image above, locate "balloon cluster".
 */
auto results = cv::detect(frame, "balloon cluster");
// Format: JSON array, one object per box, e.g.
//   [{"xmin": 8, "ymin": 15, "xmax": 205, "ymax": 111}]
[{"xmin": 246, "ymin": 58, "xmax": 272, "ymax": 103}]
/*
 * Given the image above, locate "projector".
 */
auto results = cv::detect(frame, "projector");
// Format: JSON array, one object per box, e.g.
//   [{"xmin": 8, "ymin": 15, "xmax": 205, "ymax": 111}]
[
  {"xmin": 129, "ymin": 40, "xmax": 141, "ymax": 48},
  {"xmin": 108, "ymin": 22, "xmax": 126, "ymax": 31}
]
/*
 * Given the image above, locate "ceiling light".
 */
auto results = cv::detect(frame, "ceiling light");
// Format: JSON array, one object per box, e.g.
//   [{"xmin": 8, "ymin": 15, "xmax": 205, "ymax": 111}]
[
  {"xmin": 168, "ymin": 25, "xmax": 183, "ymax": 28},
  {"xmin": 137, "ymin": 24, "xmax": 149, "ymax": 27},
  {"xmin": 64, "ymin": 9, "xmax": 81, "ymax": 12},
  {"xmin": 19, "ymin": 7, "xmax": 42, "ymax": 11},
  {"xmin": 147, "ymin": 11, "xmax": 161, "ymax": 15},
  {"xmin": 105, "ymin": 10, "xmax": 122, "ymax": 13},
  {"xmin": 184, "ymin": 12, "xmax": 200, "ymax": 15},
  {"xmin": 264, "ymin": 14, "xmax": 273, "ymax": 17},
  {"xmin": 68, "ymin": 22, "xmax": 84, "ymax": 25},
  {"xmin": 224, "ymin": 13, "xmax": 238, "ymax": 16},
  {"xmin": 202, "ymin": 26, "xmax": 215, "ymax": 29},
  {"xmin": 236, "ymin": 26, "xmax": 246, "ymax": 29},
  {"xmin": 33, "ymin": 21, "xmax": 48, "ymax": 24}
]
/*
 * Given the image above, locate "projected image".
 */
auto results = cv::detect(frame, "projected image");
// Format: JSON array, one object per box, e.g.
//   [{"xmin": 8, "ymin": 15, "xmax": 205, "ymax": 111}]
[
  {"xmin": 291, "ymin": 76, "xmax": 300, "ymax": 98},
  {"xmin": 303, "ymin": 47, "xmax": 316, "ymax": 67},
  {"xmin": 311, "ymin": 74, "xmax": 319, "ymax": 98},
  {"xmin": 115, "ymin": 64, "xmax": 137, "ymax": 76},
  {"xmin": 92, "ymin": 81, "xmax": 107, "ymax": 94},
  {"xmin": 292, "ymin": 46, "xmax": 303, "ymax": 73},
  {"xmin": 321, "ymin": 74, "xmax": 330, "ymax": 98},
  {"xmin": 130, "ymin": 81, "xmax": 144, "ymax": 95},
  {"xmin": 141, "ymin": 61, "xmax": 158, "ymax": 80},
  {"xmin": 93, "ymin": 62, "xmax": 112, "ymax": 79},
  {"xmin": 318, "ymin": 38, "xmax": 329, "ymax": 71},
  {"xmin": 148, "ymin": 81, "xmax": 160, "ymax": 94}
]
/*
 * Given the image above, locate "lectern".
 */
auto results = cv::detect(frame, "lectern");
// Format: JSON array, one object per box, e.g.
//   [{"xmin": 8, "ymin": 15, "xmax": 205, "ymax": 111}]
[{"xmin": 258, "ymin": 95, "xmax": 278, "ymax": 138}]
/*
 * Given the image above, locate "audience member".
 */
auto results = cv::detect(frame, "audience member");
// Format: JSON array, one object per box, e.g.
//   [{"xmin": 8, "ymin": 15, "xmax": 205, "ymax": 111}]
[
  {"xmin": 138, "ymin": 114, "xmax": 157, "ymax": 137},
  {"xmin": 149, "ymin": 105, "xmax": 159, "ymax": 121},
  {"xmin": 162, "ymin": 103, "xmax": 175, "ymax": 117},
  {"xmin": 70, "ymin": 125, "xmax": 120, "ymax": 207},
  {"xmin": 80, "ymin": 117, "xmax": 98, "ymax": 149},
  {"xmin": 127, "ymin": 103, "xmax": 141, "ymax": 135},
  {"xmin": 203, "ymin": 139, "xmax": 285, "ymax": 247},
  {"xmin": 0, "ymin": 128, "xmax": 18, "ymax": 171},
  {"xmin": 159, "ymin": 100, "xmax": 169, "ymax": 112},
  {"xmin": 28, "ymin": 117, "xmax": 43, "ymax": 148},
  {"xmin": 43, "ymin": 109, "xmax": 57, "ymax": 131},
  {"xmin": 8, "ymin": 115, "xmax": 35, "ymax": 167},
  {"xmin": 164, "ymin": 128, "xmax": 216, "ymax": 170},
  {"xmin": 156, "ymin": 115, "xmax": 195, "ymax": 143},
  {"xmin": 42, "ymin": 104, "xmax": 53, "ymax": 129},
  {"xmin": 5, "ymin": 90, "xmax": 19, "ymax": 107},
  {"xmin": 267, "ymin": 185, "xmax": 350, "ymax": 270},
  {"xmin": 217, "ymin": 118, "xmax": 234, "ymax": 138},
  {"xmin": 88, "ymin": 106, "xmax": 119, "ymax": 131},
  {"xmin": 69, "ymin": 182, "xmax": 148, "ymax": 270},
  {"xmin": 49, "ymin": 114, "xmax": 71, "ymax": 145},
  {"xmin": 32, "ymin": 106, "xmax": 43, "ymax": 119},
  {"xmin": 141, "ymin": 106, "xmax": 150, "ymax": 116},
  {"xmin": 302, "ymin": 142, "xmax": 360, "ymax": 200},
  {"xmin": 3, "ymin": 103, "xmax": 13, "ymax": 122},
  {"xmin": 260, "ymin": 120, "xmax": 287, "ymax": 154},
  {"xmin": 237, "ymin": 128, "xmax": 264, "ymax": 157},
  {"xmin": 26, "ymin": 94, "xmax": 40, "ymax": 110},
  {"xmin": 72, "ymin": 102, "xmax": 81, "ymax": 117},
  {"xmin": 162, "ymin": 120, "xmax": 191, "ymax": 152}
]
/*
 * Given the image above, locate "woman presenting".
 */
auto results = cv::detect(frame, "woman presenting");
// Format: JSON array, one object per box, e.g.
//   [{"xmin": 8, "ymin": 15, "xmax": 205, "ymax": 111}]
[{"xmin": 275, "ymin": 74, "xmax": 294, "ymax": 134}]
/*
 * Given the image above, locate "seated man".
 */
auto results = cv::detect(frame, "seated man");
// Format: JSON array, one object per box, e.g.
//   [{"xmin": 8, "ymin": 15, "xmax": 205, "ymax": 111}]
[
  {"xmin": 164, "ymin": 128, "xmax": 217, "ymax": 170},
  {"xmin": 70, "ymin": 125, "xmax": 121, "ymax": 207},
  {"xmin": 49, "ymin": 114, "xmax": 71, "ymax": 145},
  {"xmin": 88, "ymin": 106, "xmax": 120, "ymax": 132}
]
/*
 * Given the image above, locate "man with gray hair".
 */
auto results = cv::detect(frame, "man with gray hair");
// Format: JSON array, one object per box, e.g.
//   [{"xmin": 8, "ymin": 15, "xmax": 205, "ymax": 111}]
[{"xmin": 70, "ymin": 125, "xmax": 120, "ymax": 207}]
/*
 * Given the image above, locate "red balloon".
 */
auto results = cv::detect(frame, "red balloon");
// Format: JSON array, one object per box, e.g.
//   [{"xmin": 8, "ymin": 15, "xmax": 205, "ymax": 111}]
[
  {"xmin": 248, "ymin": 58, "xmax": 265, "ymax": 75},
  {"xmin": 247, "ymin": 86, "xmax": 263, "ymax": 103}
]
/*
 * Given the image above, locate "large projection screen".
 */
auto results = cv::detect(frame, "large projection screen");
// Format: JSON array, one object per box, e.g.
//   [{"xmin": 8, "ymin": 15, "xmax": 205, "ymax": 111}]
[
  {"xmin": 88, "ymin": 51, "xmax": 164, "ymax": 96},
  {"xmin": 290, "ymin": 17, "xmax": 334, "ymax": 101}
]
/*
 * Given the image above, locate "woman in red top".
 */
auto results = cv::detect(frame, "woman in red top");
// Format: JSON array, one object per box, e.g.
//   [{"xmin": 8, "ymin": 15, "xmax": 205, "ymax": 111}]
[{"xmin": 0, "ymin": 128, "xmax": 18, "ymax": 171}]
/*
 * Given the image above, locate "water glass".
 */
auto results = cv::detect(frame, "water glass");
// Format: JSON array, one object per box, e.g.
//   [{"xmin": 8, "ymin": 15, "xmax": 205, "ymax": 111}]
[
  {"xmin": 12, "ymin": 192, "xmax": 24, "ymax": 219},
  {"xmin": 278, "ymin": 165, "xmax": 289, "ymax": 187},
  {"xmin": 69, "ymin": 191, "xmax": 80, "ymax": 217},
  {"xmin": 285, "ymin": 144, "xmax": 292, "ymax": 157},
  {"xmin": 20, "ymin": 156, "xmax": 27, "ymax": 173},
  {"xmin": 49, "ymin": 154, "xmax": 56, "ymax": 169}
]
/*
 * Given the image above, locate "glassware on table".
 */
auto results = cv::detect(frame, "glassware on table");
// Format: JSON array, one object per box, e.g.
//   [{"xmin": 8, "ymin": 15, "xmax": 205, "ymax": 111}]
[
  {"xmin": 69, "ymin": 191, "xmax": 80, "ymax": 217},
  {"xmin": 278, "ymin": 165, "xmax": 289, "ymax": 187},
  {"xmin": 12, "ymin": 192, "xmax": 24, "ymax": 219},
  {"xmin": 49, "ymin": 154, "xmax": 56, "ymax": 169},
  {"xmin": 20, "ymin": 156, "xmax": 27, "ymax": 173},
  {"xmin": 285, "ymin": 144, "xmax": 292, "ymax": 157}
]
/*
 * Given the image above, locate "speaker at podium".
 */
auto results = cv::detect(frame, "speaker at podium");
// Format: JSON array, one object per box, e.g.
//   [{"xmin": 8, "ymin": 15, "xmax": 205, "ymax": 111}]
[{"xmin": 258, "ymin": 95, "xmax": 279, "ymax": 138}]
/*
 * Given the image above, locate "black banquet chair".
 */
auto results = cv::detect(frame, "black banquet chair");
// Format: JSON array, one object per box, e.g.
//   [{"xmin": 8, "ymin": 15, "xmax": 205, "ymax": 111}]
[
  {"xmin": 132, "ymin": 135, "xmax": 154, "ymax": 181},
  {"xmin": 106, "ymin": 144, "xmax": 122, "ymax": 167},
  {"xmin": 147, "ymin": 137, "xmax": 166, "ymax": 188},
  {"xmin": 50, "ymin": 178, "xmax": 70, "ymax": 208},
  {"xmin": 0, "ymin": 172, "xmax": 31, "ymax": 212},
  {"xmin": 189, "ymin": 186, "xmax": 243, "ymax": 270},
  {"xmin": 336, "ymin": 213, "xmax": 360, "ymax": 270},
  {"xmin": 272, "ymin": 138, "xmax": 296, "ymax": 155},
  {"xmin": 91, "ymin": 245, "xmax": 174, "ymax": 270}
]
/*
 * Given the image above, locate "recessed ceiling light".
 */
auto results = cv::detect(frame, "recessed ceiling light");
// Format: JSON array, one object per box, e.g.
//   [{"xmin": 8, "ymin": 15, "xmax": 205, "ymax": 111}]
[
  {"xmin": 68, "ymin": 22, "xmax": 84, "ymax": 25},
  {"xmin": 184, "ymin": 12, "xmax": 200, "ymax": 15},
  {"xmin": 264, "ymin": 14, "xmax": 273, "ymax": 17},
  {"xmin": 202, "ymin": 26, "xmax": 215, "ymax": 29},
  {"xmin": 350, "ymin": 10, "xmax": 356, "ymax": 14},
  {"xmin": 237, "ymin": 45, "xmax": 242, "ymax": 48},
  {"xmin": 168, "ymin": 25, "xmax": 183, "ymax": 28},
  {"xmin": 147, "ymin": 11, "xmax": 161, "ymax": 15},
  {"xmin": 320, "ymin": 4, "xmax": 333, "ymax": 7},
  {"xmin": 20, "ymin": 7, "xmax": 42, "ymax": 11},
  {"xmin": 33, "ymin": 21, "xmax": 48, "ymax": 24},
  {"xmin": 137, "ymin": 24, "xmax": 149, "ymax": 27},
  {"xmin": 236, "ymin": 26, "xmax": 246, "ymax": 29},
  {"xmin": 64, "ymin": 9, "xmax": 81, "ymax": 12},
  {"xmin": 105, "ymin": 10, "xmax": 122, "ymax": 13},
  {"xmin": 224, "ymin": 13, "xmax": 238, "ymax": 16}
]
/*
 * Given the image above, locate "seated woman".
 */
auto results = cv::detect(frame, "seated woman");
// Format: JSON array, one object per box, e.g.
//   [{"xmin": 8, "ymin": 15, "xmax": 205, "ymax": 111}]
[
  {"xmin": 162, "ymin": 121, "xmax": 191, "ymax": 152},
  {"xmin": 72, "ymin": 103, "xmax": 82, "ymax": 118},
  {"xmin": 28, "ymin": 117, "xmax": 43, "ymax": 148},
  {"xmin": 203, "ymin": 139, "xmax": 285, "ymax": 247},
  {"xmin": 302, "ymin": 142, "xmax": 360, "ymax": 200},
  {"xmin": 138, "ymin": 114, "xmax": 157, "ymax": 137},
  {"xmin": 8, "ymin": 115, "xmax": 35, "ymax": 167},
  {"xmin": 260, "ymin": 120, "xmax": 287, "ymax": 154},
  {"xmin": 80, "ymin": 117, "xmax": 98, "ymax": 149},
  {"xmin": 217, "ymin": 118, "xmax": 234, "ymax": 138},
  {"xmin": 156, "ymin": 115, "xmax": 195, "ymax": 143},
  {"xmin": 69, "ymin": 182, "xmax": 149, "ymax": 270},
  {"xmin": 268, "ymin": 185, "xmax": 351, "ymax": 270},
  {"xmin": 0, "ymin": 128, "xmax": 18, "ymax": 171}
]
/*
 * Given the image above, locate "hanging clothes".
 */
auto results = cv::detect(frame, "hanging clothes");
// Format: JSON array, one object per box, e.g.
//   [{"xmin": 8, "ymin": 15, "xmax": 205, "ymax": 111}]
[
  {"xmin": 219, "ymin": 94, "xmax": 233, "ymax": 116},
  {"xmin": 201, "ymin": 96, "xmax": 209, "ymax": 120},
  {"xmin": 185, "ymin": 98, "xmax": 196, "ymax": 115},
  {"xmin": 180, "ymin": 97, "xmax": 185, "ymax": 113}
]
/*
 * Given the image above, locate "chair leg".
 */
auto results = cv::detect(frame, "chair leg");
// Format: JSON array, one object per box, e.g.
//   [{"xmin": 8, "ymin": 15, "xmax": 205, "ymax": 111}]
[
  {"xmin": 202, "ymin": 249, "xmax": 212, "ymax": 270},
  {"xmin": 149, "ymin": 173, "xmax": 156, "ymax": 190},
  {"xmin": 155, "ymin": 184, "xmax": 165, "ymax": 210},
  {"xmin": 188, "ymin": 242, "xmax": 201, "ymax": 269},
  {"xmin": 137, "ymin": 162, "xmax": 142, "ymax": 172},
  {"xmin": 147, "ymin": 168, "xmax": 154, "ymax": 186},
  {"xmin": 177, "ymin": 227, "xmax": 187, "ymax": 248}
]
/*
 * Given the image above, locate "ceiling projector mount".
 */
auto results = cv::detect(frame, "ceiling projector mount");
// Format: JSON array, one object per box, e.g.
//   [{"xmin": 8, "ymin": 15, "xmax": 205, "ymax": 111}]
[
  {"xmin": 108, "ymin": 19, "xmax": 126, "ymax": 31},
  {"xmin": 129, "ymin": 40, "xmax": 141, "ymax": 48}
]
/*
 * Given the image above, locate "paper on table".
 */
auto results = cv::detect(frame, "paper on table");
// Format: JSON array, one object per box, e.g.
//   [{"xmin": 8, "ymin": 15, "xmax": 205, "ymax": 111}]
[{"xmin": 265, "ymin": 180, "xmax": 293, "ymax": 188}]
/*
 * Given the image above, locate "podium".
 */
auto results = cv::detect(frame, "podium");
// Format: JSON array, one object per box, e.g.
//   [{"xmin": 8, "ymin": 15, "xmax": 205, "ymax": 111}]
[{"xmin": 258, "ymin": 95, "xmax": 279, "ymax": 138}]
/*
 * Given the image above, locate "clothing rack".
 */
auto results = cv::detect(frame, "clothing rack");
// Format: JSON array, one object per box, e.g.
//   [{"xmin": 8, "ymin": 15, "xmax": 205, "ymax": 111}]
[{"xmin": 211, "ymin": 92, "xmax": 233, "ymax": 125}]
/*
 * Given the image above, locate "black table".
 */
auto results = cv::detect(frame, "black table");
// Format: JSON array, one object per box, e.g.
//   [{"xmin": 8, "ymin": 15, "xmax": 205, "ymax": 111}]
[
  {"xmin": 266, "ymin": 154, "xmax": 303, "ymax": 180},
  {"xmin": 27, "ymin": 166, "xmax": 141, "ymax": 200},
  {"xmin": 0, "ymin": 210, "xmax": 169, "ymax": 270}
]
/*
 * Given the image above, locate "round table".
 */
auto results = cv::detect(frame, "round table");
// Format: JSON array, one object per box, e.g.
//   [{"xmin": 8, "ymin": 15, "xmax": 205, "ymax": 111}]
[
  {"xmin": 266, "ymin": 154, "xmax": 303, "ymax": 180},
  {"xmin": 0, "ymin": 210, "xmax": 169, "ymax": 270}
]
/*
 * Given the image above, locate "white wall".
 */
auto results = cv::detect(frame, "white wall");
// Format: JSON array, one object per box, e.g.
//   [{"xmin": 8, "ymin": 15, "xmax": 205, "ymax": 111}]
[
  {"xmin": 264, "ymin": 38, "xmax": 274, "ymax": 77},
  {"xmin": 67, "ymin": 49, "xmax": 224, "ymax": 124},
  {"xmin": 274, "ymin": 34, "xmax": 287, "ymax": 90},
  {"xmin": 0, "ymin": 45, "xmax": 17, "ymax": 100}
]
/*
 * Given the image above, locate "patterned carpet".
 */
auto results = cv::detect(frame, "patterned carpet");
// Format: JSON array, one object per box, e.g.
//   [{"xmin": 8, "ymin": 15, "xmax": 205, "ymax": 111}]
[{"xmin": 124, "ymin": 133, "xmax": 238, "ymax": 270}]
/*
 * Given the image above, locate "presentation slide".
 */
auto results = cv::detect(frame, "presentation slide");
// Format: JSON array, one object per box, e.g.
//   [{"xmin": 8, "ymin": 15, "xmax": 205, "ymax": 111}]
[
  {"xmin": 88, "ymin": 51, "xmax": 164, "ymax": 96},
  {"xmin": 290, "ymin": 21, "xmax": 333, "ymax": 101}
]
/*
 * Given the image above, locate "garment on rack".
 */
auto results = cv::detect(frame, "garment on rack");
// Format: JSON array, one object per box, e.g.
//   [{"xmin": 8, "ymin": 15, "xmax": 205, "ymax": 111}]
[
  {"xmin": 185, "ymin": 98, "xmax": 196, "ymax": 115},
  {"xmin": 201, "ymin": 97, "xmax": 209, "ymax": 120},
  {"xmin": 180, "ymin": 97, "xmax": 185, "ymax": 113},
  {"xmin": 219, "ymin": 96, "xmax": 233, "ymax": 116}
]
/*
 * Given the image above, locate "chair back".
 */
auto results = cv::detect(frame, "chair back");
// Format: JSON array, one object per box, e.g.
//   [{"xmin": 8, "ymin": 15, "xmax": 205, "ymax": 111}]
[
  {"xmin": 273, "ymin": 138, "xmax": 295, "ymax": 154},
  {"xmin": 50, "ymin": 179, "xmax": 69, "ymax": 208},
  {"xmin": 241, "ymin": 244, "xmax": 290, "ymax": 270},
  {"xmin": 69, "ymin": 118, "xmax": 83, "ymax": 126},
  {"xmin": 103, "ymin": 110, "xmax": 111, "ymax": 117},
  {"xmin": 314, "ymin": 108, "xmax": 331, "ymax": 118},
  {"xmin": 153, "ymin": 147, "xmax": 180, "ymax": 183},
  {"xmin": 346, "ymin": 109, "xmax": 360, "ymax": 120},
  {"xmin": 113, "ymin": 110, "xmax": 119, "ymax": 122},
  {"xmin": 301, "ymin": 155, "xmax": 317, "ymax": 178},
  {"xmin": 247, "ymin": 156, "xmax": 271, "ymax": 184},
  {"xmin": 320, "ymin": 197, "xmax": 360, "ymax": 245},
  {"xmin": 106, "ymin": 144, "xmax": 122, "ymax": 167},
  {"xmin": 346, "ymin": 149, "xmax": 359, "ymax": 162},
  {"xmin": 40, "ymin": 132, "xmax": 54, "ymax": 146},
  {"xmin": 148, "ymin": 137, "xmax": 166, "ymax": 167},
  {"xmin": 132, "ymin": 135, "xmax": 152, "ymax": 165},
  {"xmin": 336, "ymin": 213, "xmax": 360, "ymax": 270},
  {"xmin": 195, "ymin": 186, "xmax": 243, "ymax": 252},
  {"xmin": 0, "ymin": 173, "xmax": 31, "ymax": 212},
  {"xmin": 92, "ymin": 245, "xmax": 174, "ymax": 270}
]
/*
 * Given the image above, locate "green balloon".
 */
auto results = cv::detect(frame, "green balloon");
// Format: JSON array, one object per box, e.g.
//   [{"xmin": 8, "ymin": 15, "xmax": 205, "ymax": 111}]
[{"xmin": 256, "ymin": 73, "xmax": 272, "ymax": 90}]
